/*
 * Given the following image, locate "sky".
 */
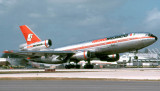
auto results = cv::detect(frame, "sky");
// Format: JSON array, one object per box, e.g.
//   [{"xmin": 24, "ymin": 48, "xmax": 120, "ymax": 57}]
[{"xmin": 0, "ymin": 0, "xmax": 160, "ymax": 56}]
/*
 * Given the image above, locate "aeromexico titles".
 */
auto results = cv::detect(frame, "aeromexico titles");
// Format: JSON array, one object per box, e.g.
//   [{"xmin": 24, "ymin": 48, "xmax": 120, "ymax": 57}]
[{"xmin": 3, "ymin": 25, "xmax": 158, "ymax": 68}]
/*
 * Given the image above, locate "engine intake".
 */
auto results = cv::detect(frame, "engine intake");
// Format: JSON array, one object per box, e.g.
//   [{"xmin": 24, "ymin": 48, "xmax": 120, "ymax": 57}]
[{"xmin": 72, "ymin": 51, "xmax": 91, "ymax": 60}]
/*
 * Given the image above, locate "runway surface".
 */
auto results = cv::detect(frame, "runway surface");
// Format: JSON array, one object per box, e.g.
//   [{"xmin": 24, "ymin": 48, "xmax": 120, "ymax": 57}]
[
  {"xmin": 0, "ymin": 80, "xmax": 159, "ymax": 91},
  {"xmin": 0, "ymin": 68, "xmax": 160, "ymax": 80}
]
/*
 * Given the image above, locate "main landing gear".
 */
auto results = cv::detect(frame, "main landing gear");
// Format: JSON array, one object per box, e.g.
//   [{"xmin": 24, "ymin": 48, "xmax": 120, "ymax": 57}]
[
  {"xmin": 65, "ymin": 64, "xmax": 81, "ymax": 69},
  {"xmin": 65, "ymin": 61, "xmax": 81, "ymax": 69},
  {"xmin": 84, "ymin": 59, "xmax": 94, "ymax": 69},
  {"xmin": 65, "ymin": 59, "xmax": 94, "ymax": 69}
]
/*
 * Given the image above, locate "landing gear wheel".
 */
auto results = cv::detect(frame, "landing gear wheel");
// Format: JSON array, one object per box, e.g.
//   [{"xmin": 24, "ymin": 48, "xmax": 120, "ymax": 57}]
[
  {"xmin": 75, "ymin": 65, "xmax": 80, "ymax": 69},
  {"xmin": 65, "ymin": 65, "xmax": 71, "ymax": 69},
  {"xmin": 65, "ymin": 64, "xmax": 75, "ymax": 69},
  {"xmin": 84, "ymin": 64, "xmax": 94, "ymax": 69},
  {"xmin": 134, "ymin": 56, "xmax": 138, "ymax": 59},
  {"xmin": 70, "ymin": 64, "xmax": 75, "ymax": 68}
]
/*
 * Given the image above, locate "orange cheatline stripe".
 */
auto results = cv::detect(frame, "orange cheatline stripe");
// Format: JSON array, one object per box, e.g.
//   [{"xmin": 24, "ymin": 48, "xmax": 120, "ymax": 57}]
[
  {"xmin": 112, "ymin": 54, "xmax": 115, "ymax": 58},
  {"xmin": 45, "ymin": 40, "xmax": 48, "ymax": 48},
  {"xmin": 64, "ymin": 36, "xmax": 155, "ymax": 51},
  {"xmin": 27, "ymin": 45, "xmax": 33, "ymax": 48},
  {"xmin": 84, "ymin": 51, "xmax": 87, "ymax": 60},
  {"xmin": 27, "ymin": 57, "xmax": 31, "ymax": 59}
]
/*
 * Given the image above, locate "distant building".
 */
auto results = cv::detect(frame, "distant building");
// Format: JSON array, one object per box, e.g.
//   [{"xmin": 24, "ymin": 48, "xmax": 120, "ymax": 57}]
[
  {"xmin": 118, "ymin": 52, "xmax": 159, "ymax": 63},
  {"xmin": 118, "ymin": 49, "xmax": 160, "ymax": 67},
  {"xmin": 0, "ymin": 58, "xmax": 9, "ymax": 66}
]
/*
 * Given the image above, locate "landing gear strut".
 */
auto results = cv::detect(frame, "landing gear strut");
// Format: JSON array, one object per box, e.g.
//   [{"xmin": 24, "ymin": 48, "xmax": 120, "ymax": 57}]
[
  {"xmin": 134, "ymin": 50, "xmax": 138, "ymax": 60},
  {"xmin": 84, "ymin": 59, "xmax": 94, "ymax": 69},
  {"xmin": 75, "ymin": 61, "xmax": 80, "ymax": 69}
]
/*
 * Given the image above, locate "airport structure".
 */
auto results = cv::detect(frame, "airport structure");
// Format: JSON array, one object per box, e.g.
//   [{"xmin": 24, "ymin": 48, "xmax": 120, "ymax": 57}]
[{"xmin": 117, "ymin": 48, "xmax": 160, "ymax": 68}]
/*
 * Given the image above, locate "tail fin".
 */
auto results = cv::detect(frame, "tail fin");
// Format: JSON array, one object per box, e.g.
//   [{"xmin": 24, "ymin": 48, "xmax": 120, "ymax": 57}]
[{"xmin": 19, "ymin": 25, "xmax": 41, "ymax": 45}]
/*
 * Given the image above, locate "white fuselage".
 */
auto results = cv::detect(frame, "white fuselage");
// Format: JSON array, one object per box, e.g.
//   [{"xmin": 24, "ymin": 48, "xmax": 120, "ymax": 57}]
[
  {"xmin": 38, "ymin": 33, "xmax": 157, "ymax": 64},
  {"xmin": 54, "ymin": 33, "xmax": 156, "ymax": 54}
]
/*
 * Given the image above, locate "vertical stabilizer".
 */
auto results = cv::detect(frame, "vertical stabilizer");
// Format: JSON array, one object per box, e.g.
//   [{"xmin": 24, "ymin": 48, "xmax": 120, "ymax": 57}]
[{"xmin": 19, "ymin": 25, "xmax": 41, "ymax": 45}]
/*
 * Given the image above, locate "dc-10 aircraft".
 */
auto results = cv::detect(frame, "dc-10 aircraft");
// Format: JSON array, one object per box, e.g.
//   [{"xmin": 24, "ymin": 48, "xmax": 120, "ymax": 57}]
[{"xmin": 3, "ymin": 25, "xmax": 158, "ymax": 68}]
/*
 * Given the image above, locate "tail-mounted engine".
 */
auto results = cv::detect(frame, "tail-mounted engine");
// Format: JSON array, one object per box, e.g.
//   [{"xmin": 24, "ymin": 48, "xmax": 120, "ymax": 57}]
[
  {"xmin": 19, "ymin": 39, "xmax": 52, "ymax": 51},
  {"xmin": 72, "ymin": 51, "xmax": 91, "ymax": 60}
]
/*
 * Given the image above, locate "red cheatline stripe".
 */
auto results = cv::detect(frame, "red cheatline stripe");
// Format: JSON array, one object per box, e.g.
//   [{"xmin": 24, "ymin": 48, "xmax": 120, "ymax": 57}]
[
  {"xmin": 112, "ymin": 54, "xmax": 115, "ymax": 58},
  {"xmin": 27, "ymin": 45, "xmax": 33, "ymax": 48},
  {"xmin": 64, "ymin": 37, "xmax": 154, "ymax": 51},
  {"xmin": 27, "ymin": 57, "xmax": 31, "ymax": 59},
  {"xmin": 45, "ymin": 40, "xmax": 48, "ymax": 48},
  {"xmin": 84, "ymin": 51, "xmax": 87, "ymax": 60}
]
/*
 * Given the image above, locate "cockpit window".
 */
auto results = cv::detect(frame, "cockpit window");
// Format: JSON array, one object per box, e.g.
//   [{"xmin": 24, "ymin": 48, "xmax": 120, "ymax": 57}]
[
  {"xmin": 107, "ymin": 34, "xmax": 128, "ymax": 40},
  {"xmin": 148, "ymin": 33, "xmax": 155, "ymax": 37}
]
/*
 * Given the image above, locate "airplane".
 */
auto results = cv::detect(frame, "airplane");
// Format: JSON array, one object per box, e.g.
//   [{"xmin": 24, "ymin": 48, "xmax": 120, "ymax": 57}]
[{"xmin": 3, "ymin": 25, "xmax": 158, "ymax": 69}]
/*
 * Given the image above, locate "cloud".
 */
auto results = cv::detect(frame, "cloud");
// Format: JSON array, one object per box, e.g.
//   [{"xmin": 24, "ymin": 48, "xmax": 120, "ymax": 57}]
[
  {"xmin": 140, "ymin": 8, "xmax": 160, "ymax": 49},
  {"xmin": 144, "ymin": 8, "xmax": 160, "ymax": 30},
  {"xmin": 0, "ymin": 0, "xmax": 128, "ymax": 55},
  {"xmin": 47, "ymin": 0, "xmax": 87, "ymax": 3},
  {"xmin": 146, "ymin": 9, "xmax": 160, "ymax": 22},
  {"xmin": 0, "ymin": 0, "xmax": 17, "ymax": 14},
  {"xmin": 28, "ymin": 13, "xmax": 42, "ymax": 18},
  {"xmin": 44, "ymin": 0, "xmax": 126, "ymax": 29}
]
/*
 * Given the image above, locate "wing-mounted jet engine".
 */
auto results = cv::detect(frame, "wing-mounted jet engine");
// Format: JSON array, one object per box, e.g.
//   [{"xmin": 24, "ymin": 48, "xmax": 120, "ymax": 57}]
[
  {"xmin": 95, "ymin": 53, "xmax": 120, "ymax": 62},
  {"xmin": 71, "ymin": 51, "xmax": 91, "ymax": 60}
]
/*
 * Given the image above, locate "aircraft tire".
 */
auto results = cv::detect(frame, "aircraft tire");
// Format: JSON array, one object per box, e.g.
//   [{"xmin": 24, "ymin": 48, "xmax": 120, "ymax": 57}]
[
  {"xmin": 134, "ymin": 56, "xmax": 138, "ymax": 59},
  {"xmin": 65, "ymin": 65, "xmax": 71, "ymax": 69},
  {"xmin": 70, "ymin": 64, "xmax": 75, "ymax": 68},
  {"xmin": 65, "ymin": 64, "xmax": 76, "ymax": 69},
  {"xmin": 75, "ymin": 65, "xmax": 80, "ymax": 69},
  {"xmin": 84, "ymin": 64, "xmax": 94, "ymax": 69}
]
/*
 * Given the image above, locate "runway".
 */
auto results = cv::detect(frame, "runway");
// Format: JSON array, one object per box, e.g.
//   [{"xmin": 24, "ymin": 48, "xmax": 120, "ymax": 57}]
[
  {"xmin": 0, "ymin": 68, "xmax": 160, "ymax": 81},
  {"xmin": 0, "ymin": 80, "xmax": 159, "ymax": 91}
]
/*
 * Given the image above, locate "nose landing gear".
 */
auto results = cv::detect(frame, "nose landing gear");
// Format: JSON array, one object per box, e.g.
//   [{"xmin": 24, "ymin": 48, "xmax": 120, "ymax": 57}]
[{"xmin": 134, "ymin": 50, "xmax": 138, "ymax": 60}]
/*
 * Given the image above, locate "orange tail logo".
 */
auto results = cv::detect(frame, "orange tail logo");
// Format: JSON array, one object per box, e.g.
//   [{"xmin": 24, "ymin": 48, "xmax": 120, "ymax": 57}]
[{"xmin": 19, "ymin": 25, "xmax": 41, "ymax": 45}]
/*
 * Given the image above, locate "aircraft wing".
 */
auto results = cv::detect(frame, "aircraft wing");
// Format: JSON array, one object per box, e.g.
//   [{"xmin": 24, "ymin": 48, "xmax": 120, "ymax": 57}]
[{"xmin": 3, "ymin": 50, "xmax": 75, "ymax": 57}]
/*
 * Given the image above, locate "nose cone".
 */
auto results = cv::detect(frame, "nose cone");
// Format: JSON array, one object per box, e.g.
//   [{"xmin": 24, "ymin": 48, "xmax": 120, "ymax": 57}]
[{"xmin": 155, "ymin": 36, "xmax": 158, "ymax": 41}]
